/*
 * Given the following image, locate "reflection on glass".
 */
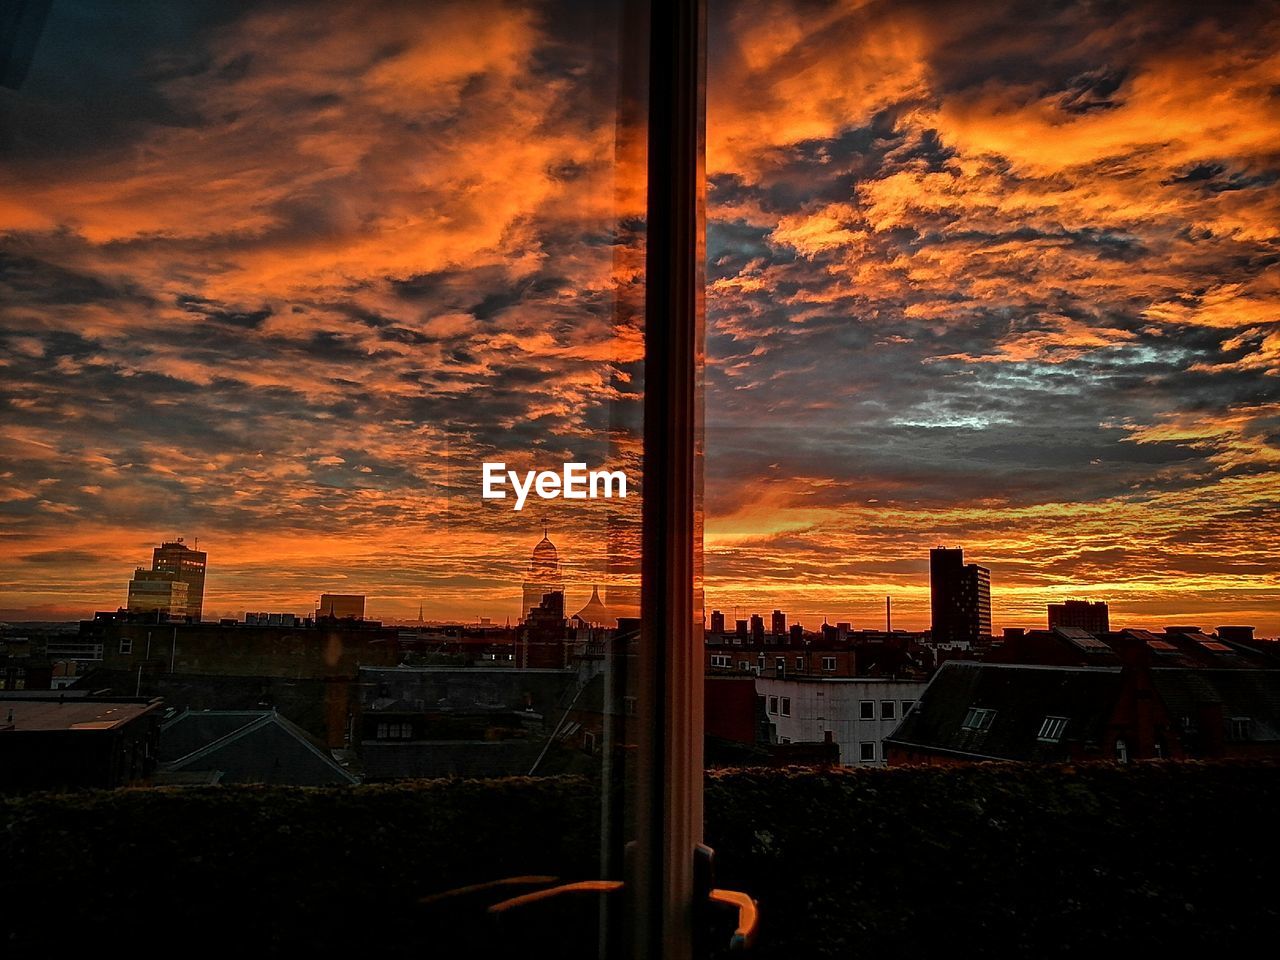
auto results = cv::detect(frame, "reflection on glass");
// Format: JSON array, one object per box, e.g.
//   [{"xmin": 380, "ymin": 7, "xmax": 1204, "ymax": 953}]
[{"xmin": 0, "ymin": 2, "xmax": 650, "ymax": 933}]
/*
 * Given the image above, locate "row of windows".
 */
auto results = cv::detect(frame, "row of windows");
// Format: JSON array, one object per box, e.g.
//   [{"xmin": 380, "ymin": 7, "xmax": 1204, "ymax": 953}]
[
  {"xmin": 858, "ymin": 700, "xmax": 914, "ymax": 721},
  {"xmin": 375, "ymin": 722, "xmax": 414, "ymax": 740},
  {"xmin": 764, "ymin": 698, "xmax": 915, "ymax": 721},
  {"xmin": 709, "ymin": 655, "xmax": 843, "ymax": 672}
]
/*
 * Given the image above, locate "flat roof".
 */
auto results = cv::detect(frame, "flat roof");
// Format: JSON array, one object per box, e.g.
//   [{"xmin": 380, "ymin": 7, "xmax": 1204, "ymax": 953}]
[{"xmin": 0, "ymin": 697, "xmax": 161, "ymax": 732}]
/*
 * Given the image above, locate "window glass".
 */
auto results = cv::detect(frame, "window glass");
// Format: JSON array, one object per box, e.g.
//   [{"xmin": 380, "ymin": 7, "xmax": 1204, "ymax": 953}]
[{"xmin": 0, "ymin": 0, "xmax": 651, "ymax": 948}]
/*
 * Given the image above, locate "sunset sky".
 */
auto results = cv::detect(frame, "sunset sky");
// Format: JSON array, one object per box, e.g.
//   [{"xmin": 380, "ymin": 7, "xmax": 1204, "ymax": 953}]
[{"xmin": 2, "ymin": 0, "xmax": 1277, "ymax": 634}]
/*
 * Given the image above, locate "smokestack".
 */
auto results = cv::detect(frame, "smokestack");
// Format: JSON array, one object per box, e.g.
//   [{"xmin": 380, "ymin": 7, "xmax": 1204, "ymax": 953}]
[{"xmin": 886, "ymin": 596, "xmax": 892, "ymax": 632}]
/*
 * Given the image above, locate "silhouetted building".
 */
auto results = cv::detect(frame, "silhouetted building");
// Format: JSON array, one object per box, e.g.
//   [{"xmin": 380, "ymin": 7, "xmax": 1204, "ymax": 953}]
[
  {"xmin": 1049, "ymin": 600, "xmax": 1109, "ymax": 634},
  {"xmin": 151, "ymin": 539, "xmax": 207, "ymax": 620},
  {"xmin": 930, "ymin": 547, "xmax": 991, "ymax": 643},
  {"xmin": 1218, "ymin": 626, "xmax": 1256, "ymax": 643},
  {"xmin": 0, "ymin": 694, "xmax": 163, "ymax": 791},
  {"xmin": 887, "ymin": 660, "xmax": 1280, "ymax": 765},
  {"xmin": 710, "ymin": 610, "xmax": 725, "ymax": 635},
  {"xmin": 357, "ymin": 664, "xmax": 583, "ymax": 779},
  {"xmin": 522, "ymin": 533, "xmax": 565, "ymax": 621},
  {"xmin": 77, "ymin": 612, "xmax": 401, "ymax": 747},
  {"xmin": 127, "ymin": 569, "xmax": 189, "ymax": 618},
  {"xmin": 990, "ymin": 626, "xmax": 1119, "ymax": 667},
  {"xmin": 772, "ymin": 610, "xmax": 786, "ymax": 636},
  {"xmin": 245, "ymin": 612, "xmax": 301, "ymax": 627},
  {"xmin": 749, "ymin": 614, "xmax": 765, "ymax": 644},
  {"xmin": 318, "ymin": 593, "xmax": 365, "ymax": 620}
]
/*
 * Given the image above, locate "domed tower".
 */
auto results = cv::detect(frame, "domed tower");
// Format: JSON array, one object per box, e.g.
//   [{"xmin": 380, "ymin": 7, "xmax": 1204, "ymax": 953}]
[{"xmin": 521, "ymin": 523, "xmax": 565, "ymax": 621}]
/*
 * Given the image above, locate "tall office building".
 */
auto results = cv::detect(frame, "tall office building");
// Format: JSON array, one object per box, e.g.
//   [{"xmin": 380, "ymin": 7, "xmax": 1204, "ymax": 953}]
[
  {"xmin": 151, "ymin": 539, "xmax": 207, "ymax": 620},
  {"xmin": 710, "ymin": 610, "xmax": 725, "ymax": 634},
  {"xmin": 771, "ymin": 610, "xmax": 786, "ymax": 636},
  {"xmin": 1048, "ymin": 600, "xmax": 1109, "ymax": 634},
  {"xmin": 127, "ymin": 569, "xmax": 189, "ymax": 617},
  {"xmin": 930, "ymin": 547, "xmax": 992, "ymax": 643}
]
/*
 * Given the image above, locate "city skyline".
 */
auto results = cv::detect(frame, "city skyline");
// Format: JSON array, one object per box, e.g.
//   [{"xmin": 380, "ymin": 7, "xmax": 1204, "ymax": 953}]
[
  {"xmin": 0, "ymin": 529, "xmax": 1265, "ymax": 639},
  {"xmin": 2, "ymin": 0, "xmax": 1278, "ymax": 632}
]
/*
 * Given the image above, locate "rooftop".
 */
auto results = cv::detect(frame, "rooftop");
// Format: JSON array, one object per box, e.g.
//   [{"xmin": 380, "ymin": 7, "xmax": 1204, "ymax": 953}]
[{"xmin": 0, "ymin": 696, "xmax": 162, "ymax": 732}]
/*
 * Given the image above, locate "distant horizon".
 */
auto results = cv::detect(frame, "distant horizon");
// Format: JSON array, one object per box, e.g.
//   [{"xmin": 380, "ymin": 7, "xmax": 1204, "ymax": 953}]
[{"xmin": 2, "ymin": 576, "xmax": 1274, "ymax": 639}]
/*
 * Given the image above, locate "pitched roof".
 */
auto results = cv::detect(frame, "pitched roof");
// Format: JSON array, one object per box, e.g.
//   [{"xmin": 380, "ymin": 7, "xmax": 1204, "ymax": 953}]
[
  {"xmin": 1152, "ymin": 669, "xmax": 1280, "ymax": 742},
  {"xmin": 158, "ymin": 710, "xmax": 263, "ymax": 761},
  {"xmin": 885, "ymin": 662, "xmax": 1123, "ymax": 761},
  {"xmin": 1052, "ymin": 626, "xmax": 1113, "ymax": 654},
  {"xmin": 160, "ymin": 709, "xmax": 357, "ymax": 785}
]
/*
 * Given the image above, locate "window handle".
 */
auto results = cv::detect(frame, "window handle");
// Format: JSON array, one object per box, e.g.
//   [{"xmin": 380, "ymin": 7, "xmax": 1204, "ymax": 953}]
[
  {"xmin": 708, "ymin": 888, "xmax": 759, "ymax": 951},
  {"xmin": 418, "ymin": 875, "xmax": 559, "ymax": 907},
  {"xmin": 696, "ymin": 844, "xmax": 759, "ymax": 953},
  {"xmin": 486, "ymin": 879, "xmax": 624, "ymax": 915}
]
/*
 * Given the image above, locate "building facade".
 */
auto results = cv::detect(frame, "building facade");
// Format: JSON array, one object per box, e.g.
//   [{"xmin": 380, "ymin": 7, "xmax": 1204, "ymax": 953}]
[
  {"xmin": 126, "ymin": 569, "xmax": 189, "ymax": 617},
  {"xmin": 151, "ymin": 539, "xmax": 207, "ymax": 620},
  {"xmin": 930, "ymin": 546, "xmax": 992, "ymax": 642},
  {"xmin": 756, "ymin": 675, "xmax": 929, "ymax": 767},
  {"xmin": 1048, "ymin": 600, "xmax": 1110, "ymax": 634}
]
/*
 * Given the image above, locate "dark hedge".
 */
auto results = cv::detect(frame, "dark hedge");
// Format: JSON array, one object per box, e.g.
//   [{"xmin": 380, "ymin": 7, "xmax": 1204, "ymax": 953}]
[
  {"xmin": 4, "ymin": 762, "xmax": 1278, "ymax": 956},
  {"xmin": 704, "ymin": 761, "xmax": 1280, "ymax": 957}
]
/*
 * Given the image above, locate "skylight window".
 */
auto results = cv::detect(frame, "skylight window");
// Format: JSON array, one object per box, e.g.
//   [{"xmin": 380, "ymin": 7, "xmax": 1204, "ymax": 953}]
[
  {"xmin": 1037, "ymin": 716, "xmax": 1069, "ymax": 743},
  {"xmin": 962, "ymin": 707, "xmax": 997, "ymax": 731}
]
